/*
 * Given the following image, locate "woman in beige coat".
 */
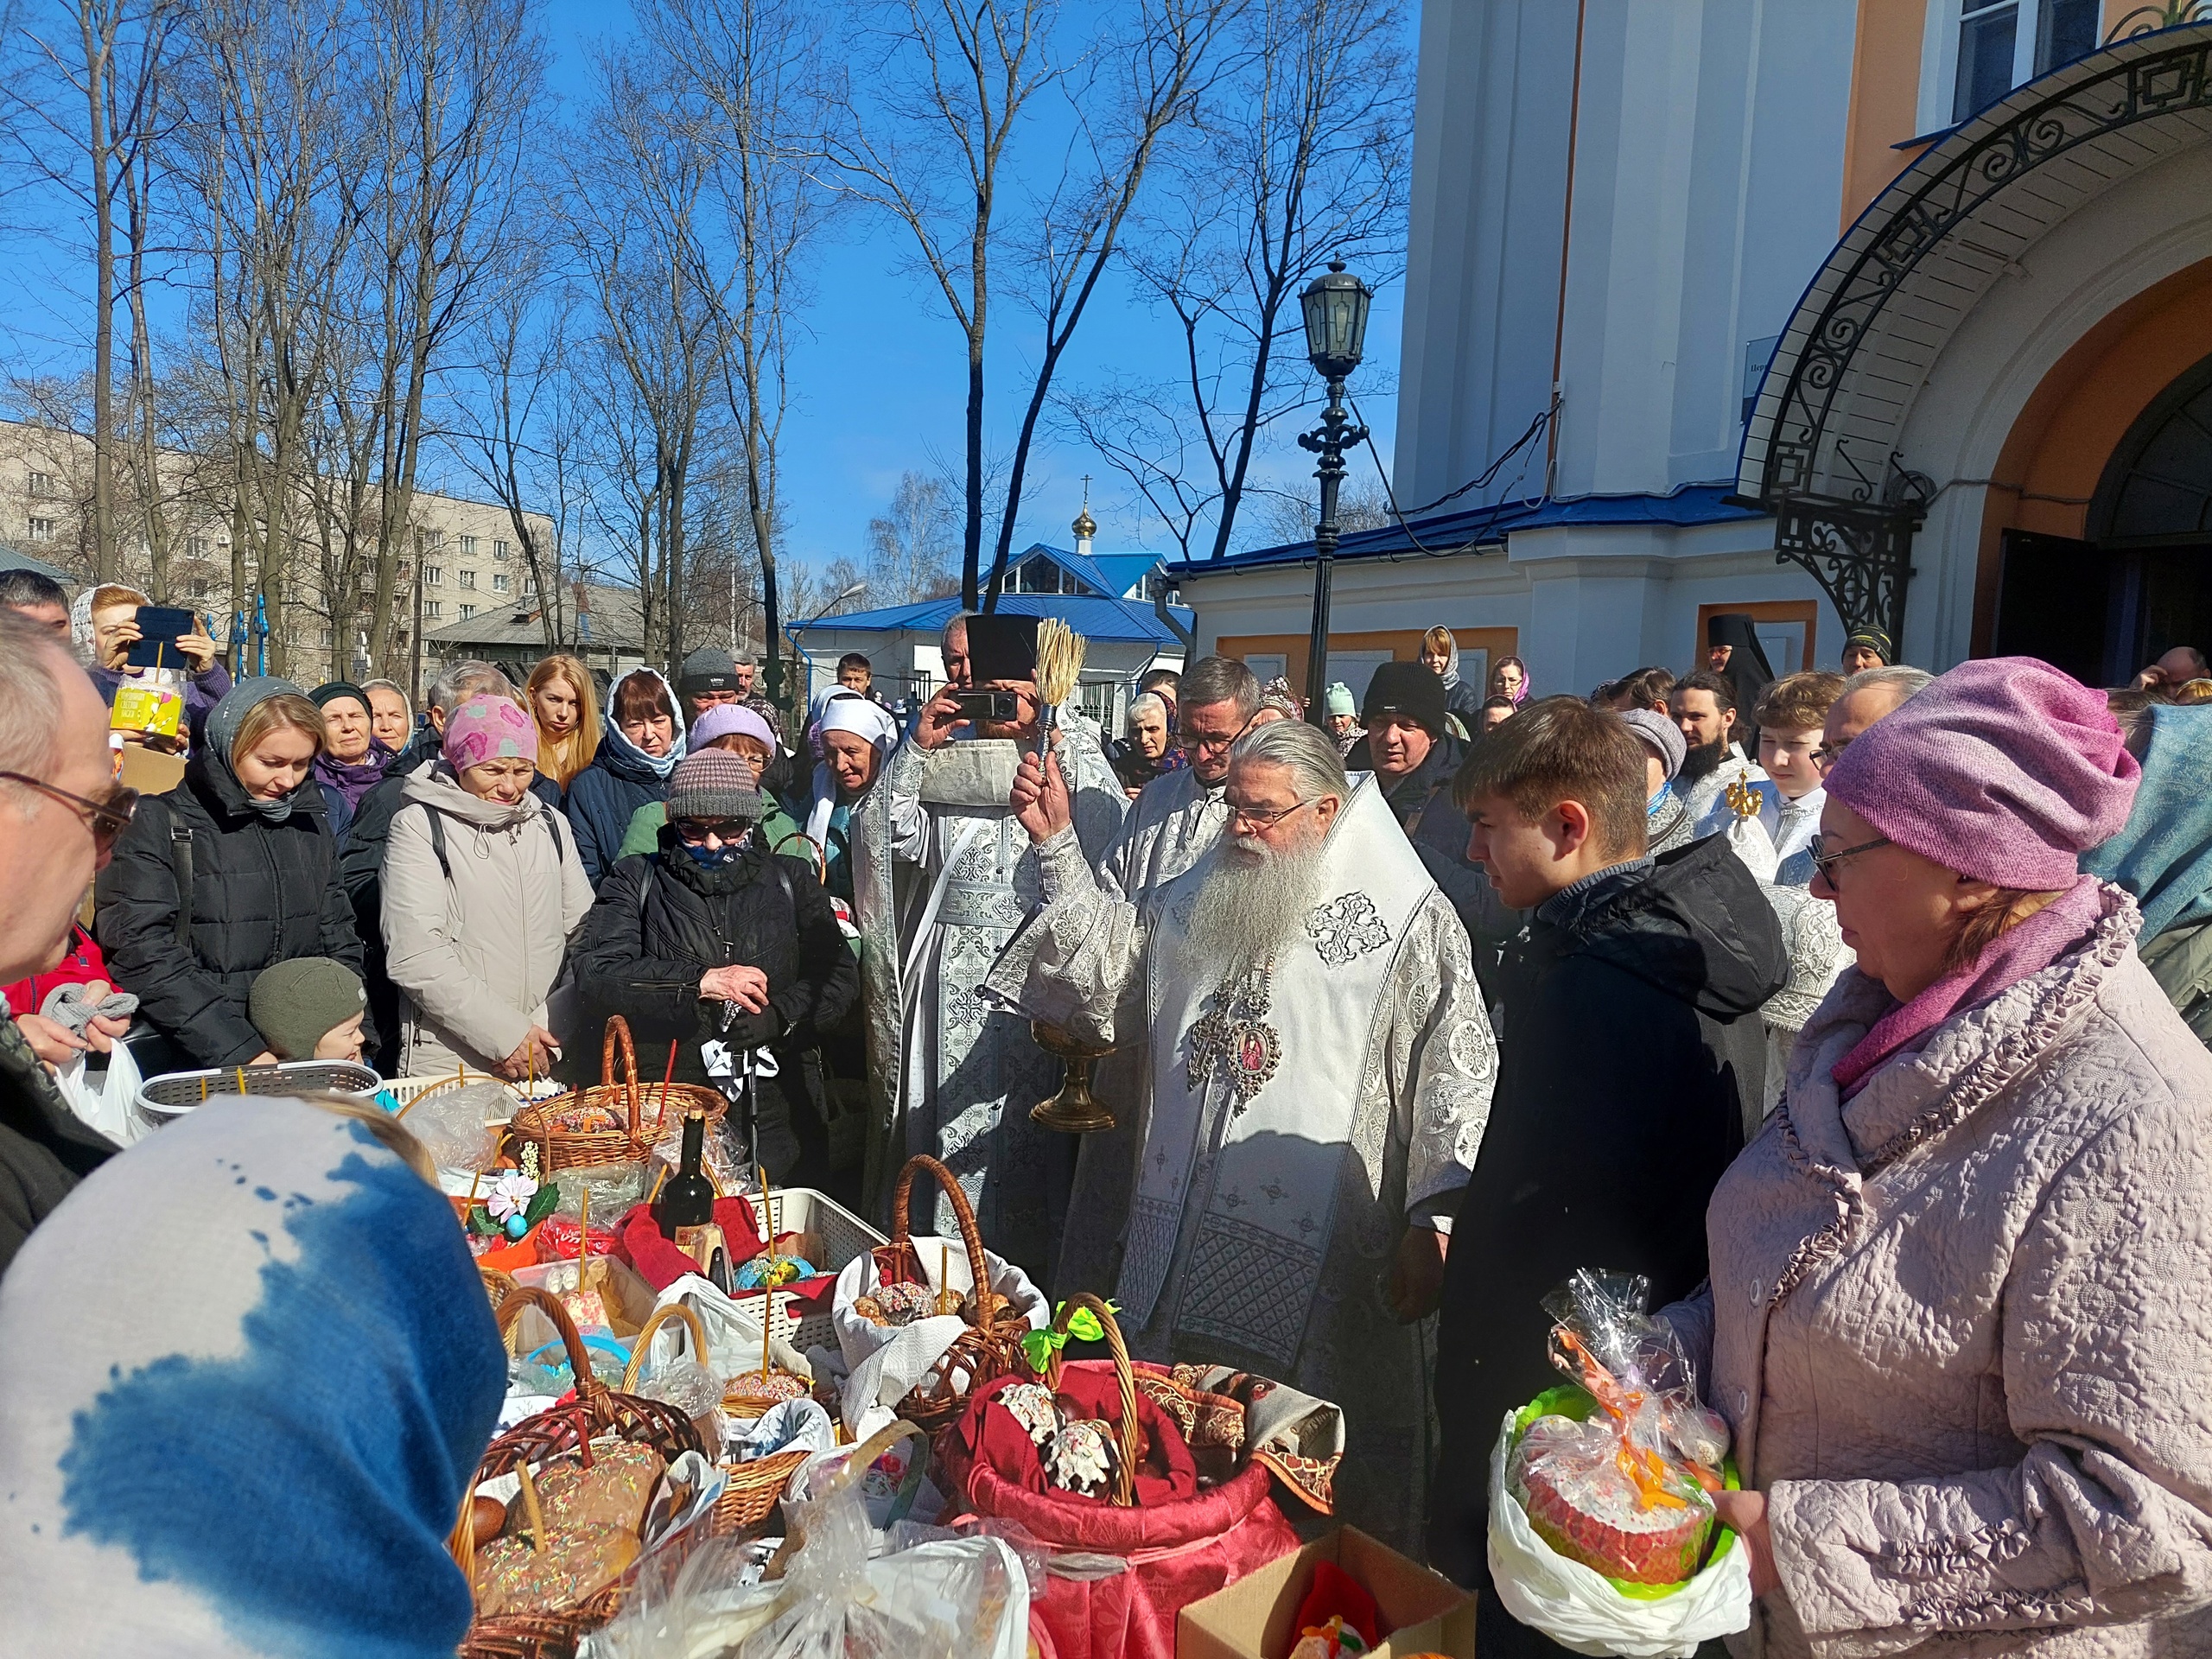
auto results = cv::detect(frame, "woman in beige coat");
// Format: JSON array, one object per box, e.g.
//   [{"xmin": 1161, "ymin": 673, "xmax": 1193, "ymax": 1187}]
[
  {"xmin": 381, "ymin": 695, "xmax": 593, "ymax": 1079},
  {"xmin": 1675, "ymin": 658, "xmax": 2212, "ymax": 1657}
]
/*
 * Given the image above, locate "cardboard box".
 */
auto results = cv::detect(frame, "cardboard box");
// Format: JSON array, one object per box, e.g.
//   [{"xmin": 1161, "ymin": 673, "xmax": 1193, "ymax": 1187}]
[
  {"xmin": 115, "ymin": 741, "xmax": 186, "ymax": 798},
  {"xmin": 1178, "ymin": 1527, "xmax": 1476, "ymax": 1659}
]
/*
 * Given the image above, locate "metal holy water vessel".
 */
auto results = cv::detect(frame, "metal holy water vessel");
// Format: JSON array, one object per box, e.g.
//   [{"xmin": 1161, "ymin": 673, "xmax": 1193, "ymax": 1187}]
[{"xmin": 1029, "ymin": 1020, "xmax": 1116, "ymax": 1134}]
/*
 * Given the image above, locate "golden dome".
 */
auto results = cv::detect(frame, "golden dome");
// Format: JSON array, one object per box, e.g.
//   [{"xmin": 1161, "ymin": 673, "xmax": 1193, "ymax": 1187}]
[{"xmin": 1072, "ymin": 507, "xmax": 1097, "ymax": 539}]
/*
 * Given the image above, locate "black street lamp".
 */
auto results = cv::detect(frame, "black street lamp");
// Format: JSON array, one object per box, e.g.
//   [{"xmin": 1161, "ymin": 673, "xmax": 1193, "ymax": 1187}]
[{"xmin": 1297, "ymin": 260, "xmax": 1372, "ymax": 727}]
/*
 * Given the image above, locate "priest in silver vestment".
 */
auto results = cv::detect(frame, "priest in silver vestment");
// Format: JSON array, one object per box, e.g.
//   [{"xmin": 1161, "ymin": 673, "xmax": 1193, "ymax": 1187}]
[
  {"xmin": 988, "ymin": 718, "xmax": 1497, "ymax": 1550},
  {"xmin": 871, "ymin": 613, "xmax": 1126, "ymax": 1281},
  {"xmin": 1053, "ymin": 655, "xmax": 1262, "ymax": 1293}
]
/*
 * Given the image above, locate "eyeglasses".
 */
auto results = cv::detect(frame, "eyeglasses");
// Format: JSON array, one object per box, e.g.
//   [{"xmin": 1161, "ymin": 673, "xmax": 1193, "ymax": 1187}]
[
  {"xmin": 1807, "ymin": 831, "xmax": 1890, "ymax": 886},
  {"xmin": 0, "ymin": 772, "xmax": 139, "ymax": 852},
  {"xmin": 673, "ymin": 818, "xmax": 753, "ymax": 843},
  {"xmin": 1227, "ymin": 796, "xmax": 1319, "ymax": 831},
  {"xmin": 1812, "ymin": 736, "xmax": 1851, "ymax": 770}
]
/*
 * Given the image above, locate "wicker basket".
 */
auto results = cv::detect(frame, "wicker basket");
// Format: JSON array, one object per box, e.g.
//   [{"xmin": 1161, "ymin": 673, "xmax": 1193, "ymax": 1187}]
[
  {"xmin": 506, "ymin": 1017, "xmax": 725, "ymax": 1173},
  {"xmin": 454, "ymin": 1286, "xmax": 709, "ymax": 1659},
  {"xmin": 1041, "ymin": 1293, "xmax": 1141, "ymax": 1506},
  {"xmin": 875, "ymin": 1154, "xmax": 1032, "ymax": 1432}
]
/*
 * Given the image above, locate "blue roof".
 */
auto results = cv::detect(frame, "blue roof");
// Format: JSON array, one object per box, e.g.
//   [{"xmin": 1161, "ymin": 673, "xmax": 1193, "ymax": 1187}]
[
  {"xmin": 1084, "ymin": 552, "xmax": 1160, "ymax": 598},
  {"xmin": 791, "ymin": 589, "xmax": 1189, "ymax": 647},
  {"xmin": 1007, "ymin": 542, "xmax": 1163, "ymax": 600},
  {"xmin": 1164, "ymin": 484, "xmax": 1768, "ymax": 577}
]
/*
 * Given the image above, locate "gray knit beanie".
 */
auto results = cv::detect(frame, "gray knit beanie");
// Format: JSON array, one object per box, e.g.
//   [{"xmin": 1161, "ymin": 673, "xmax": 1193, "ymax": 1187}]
[
  {"xmin": 1619, "ymin": 707, "xmax": 1688, "ymax": 783},
  {"xmin": 249, "ymin": 957, "xmax": 366, "ymax": 1062},
  {"xmin": 664, "ymin": 748, "xmax": 762, "ymax": 823}
]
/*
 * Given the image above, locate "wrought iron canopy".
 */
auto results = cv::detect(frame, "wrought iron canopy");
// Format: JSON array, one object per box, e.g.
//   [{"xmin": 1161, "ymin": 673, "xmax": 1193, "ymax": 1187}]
[{"xmin": 1737, "ymin": 22, "xmax": 2212, "ymax": 635}]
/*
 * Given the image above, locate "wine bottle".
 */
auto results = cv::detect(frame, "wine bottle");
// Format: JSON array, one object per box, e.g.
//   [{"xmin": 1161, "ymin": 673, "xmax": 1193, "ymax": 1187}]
[{"xmin": 658, "ymin": 1111, "xmax": 715, "ymax": 1237}]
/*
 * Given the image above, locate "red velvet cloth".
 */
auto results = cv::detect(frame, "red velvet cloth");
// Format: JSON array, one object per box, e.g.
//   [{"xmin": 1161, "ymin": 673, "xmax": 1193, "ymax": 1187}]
[
  {"xmin": 948, "ymin": 1371, "xmax": 1198, "ymax": 1506},
  {"xmin": 612, "ymin": 1199, "xmax": 837, "ymax": 1306},
  {"xmin": 941, "ymin": 1361, "xmax": 1301, "ymax": 1659}
]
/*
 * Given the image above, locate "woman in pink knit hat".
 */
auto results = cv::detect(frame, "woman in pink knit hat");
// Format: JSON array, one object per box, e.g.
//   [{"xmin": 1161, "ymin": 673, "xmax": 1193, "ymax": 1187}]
[
  {"xmin": 1660, "ymin": 657, "xmax": 2212, "ymax": 1657},
  {"xmin": 378, "ymin": 693, "xmax": 594, "ymax": 1080}
]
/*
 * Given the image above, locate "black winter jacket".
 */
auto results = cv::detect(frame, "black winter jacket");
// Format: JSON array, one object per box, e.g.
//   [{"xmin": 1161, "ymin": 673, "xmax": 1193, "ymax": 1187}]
[
  {"xmin": 1426, "ymin": 832, "xmax": 1786, "ymax": 1589},
  {"xmin": 570, "ymin": 834, "xmax": 859, "ymax": 1183},
  {"xmin": 96, "ymin": 753, "xmax": 370, "ymax": 1070},
  {"xmin": 0, "ymin": 1003, "xmax": 114, "ymax": 1273}
]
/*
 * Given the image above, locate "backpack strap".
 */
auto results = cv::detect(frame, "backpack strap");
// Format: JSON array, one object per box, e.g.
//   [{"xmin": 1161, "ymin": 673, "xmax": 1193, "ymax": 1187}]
[
  {"xmin": 424, "ymin": 806, "xmax": 452, "ymax": 881},
  {"xmin": 168, "ymin": 822, "xmax": 194, "ymax": 949}
]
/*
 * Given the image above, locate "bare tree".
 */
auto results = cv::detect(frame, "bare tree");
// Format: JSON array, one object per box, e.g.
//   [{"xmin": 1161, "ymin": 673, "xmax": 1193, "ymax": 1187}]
[
  {"xmin": 640, "ymin": 0, "xmax": 833, "ymax": 714},
  {"xmin": 867, "ymin": 468, "xmax": 957, "ymax": 602},
  {"xmin": 1063, "ymin": 0, "xmax": 1411, "ymax": 561},
  {"xmin": 3, "ymin": 0, "xmax": 185, "ymax": 582},
  {"xmin": 569, "ymin": 48, "xmax": 728, "ymax": 674}
]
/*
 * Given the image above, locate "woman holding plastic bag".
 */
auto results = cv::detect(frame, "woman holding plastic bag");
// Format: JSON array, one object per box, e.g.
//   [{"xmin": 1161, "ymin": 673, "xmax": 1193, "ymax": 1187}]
[{"xmin": 1664, "ymin": 660, "xmax": 2212, "ymax": 1657}]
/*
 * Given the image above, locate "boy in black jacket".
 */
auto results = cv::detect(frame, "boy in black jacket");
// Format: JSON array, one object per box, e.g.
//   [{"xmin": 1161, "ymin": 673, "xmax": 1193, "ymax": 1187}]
[{"xmin": 1427, "ymin": 697, "xmax": 1784, "ymax": 1650}]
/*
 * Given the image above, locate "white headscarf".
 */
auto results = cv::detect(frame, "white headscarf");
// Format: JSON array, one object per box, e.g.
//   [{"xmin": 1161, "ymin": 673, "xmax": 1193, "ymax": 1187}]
[{"xmin": 804, "ymin": 693, "xmax": 900, "ymax": 850}]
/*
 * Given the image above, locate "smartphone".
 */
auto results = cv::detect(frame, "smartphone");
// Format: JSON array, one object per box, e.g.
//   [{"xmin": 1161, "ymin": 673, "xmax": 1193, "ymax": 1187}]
[
  {"xmin": 955, "ymin": 690, "xmax": 1020, "ymax": 725},
  {"xmin": 124, "ymin": 606, "xmax": 197, "ymax": 669}
]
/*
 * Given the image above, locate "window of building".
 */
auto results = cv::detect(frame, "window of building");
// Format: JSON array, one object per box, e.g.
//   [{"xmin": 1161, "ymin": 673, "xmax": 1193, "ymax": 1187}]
[
  {"xmin": 459, "ymin": 602, "xmax": 476, "ymax": 620},
  {"xmin": 494, "ymin": 539, "xmax": 510, "ymax": 561},
  {"xmin": 28, "ymin": 517, "xmax": 54, "ymax": 542},
  {"xmin": 1010, "ymin": 556, "xmax": 1091, "ymax": 595},
  {"xmin": 28, "ymin": 471, "xmax": 54, "ymax": 497},
  {"xmin": 459, "ymin": 568, "xmax": 476, "ymax": 589},
  {"xmin": 1952, "ymin": 0, "xmax": 2102, "ymax": 123},
  {"xmin": 320, "ymin": 627, "xmax": 334, "ymax": 647},
  {"xmin": 426, "ymin": 565, "xmax": 443, "ymax": 586},
  {"xmin": 427, "ymin": 600, "xmax": 443, "ymax": 620},
  {"xmin": 492, "ymin": 571, "xmax": 509, "ymax": 593},
  {"xmin": 461, "ymin": 534, "xmax": 479, "ymax": 557},
  {"xmin": 186, "ymin": 533, "xmax": 208, "ymax": 559}
]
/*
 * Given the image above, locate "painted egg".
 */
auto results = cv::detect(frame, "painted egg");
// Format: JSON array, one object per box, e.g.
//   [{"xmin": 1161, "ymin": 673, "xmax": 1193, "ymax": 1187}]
[{"xmin": 505, "ymin": 1213, "xmax": 530, "ymax": 1239}]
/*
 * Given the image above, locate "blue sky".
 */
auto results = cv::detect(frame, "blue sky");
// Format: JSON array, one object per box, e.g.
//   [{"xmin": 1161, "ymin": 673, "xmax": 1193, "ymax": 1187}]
[{"xmin": 537, "ymin": 0, "xmax": 1406, "ymax": 575}]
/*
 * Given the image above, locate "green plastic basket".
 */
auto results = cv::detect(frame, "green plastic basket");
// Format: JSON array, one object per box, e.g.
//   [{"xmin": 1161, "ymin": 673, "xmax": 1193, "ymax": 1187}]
[{"xmin": 1509, "ymin": 1382, "xmax": 1740, "ymax": 1599}]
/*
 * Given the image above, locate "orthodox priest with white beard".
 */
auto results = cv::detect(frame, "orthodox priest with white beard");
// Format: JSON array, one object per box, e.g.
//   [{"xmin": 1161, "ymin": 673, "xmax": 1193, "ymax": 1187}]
[
  {"xmin": 871, "ymin": 613, "xmax": 1126, "ymax": 1282},
  {"xmin": 987, "ymin": 720, "xmax": 1497, "ymax": 1550}
]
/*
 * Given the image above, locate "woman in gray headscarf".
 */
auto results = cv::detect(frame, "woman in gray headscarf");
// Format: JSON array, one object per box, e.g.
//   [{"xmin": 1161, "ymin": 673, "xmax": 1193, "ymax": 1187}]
[{"xmin": 96, "ymin": 678, "xmax": 372, "ymax": 1071}]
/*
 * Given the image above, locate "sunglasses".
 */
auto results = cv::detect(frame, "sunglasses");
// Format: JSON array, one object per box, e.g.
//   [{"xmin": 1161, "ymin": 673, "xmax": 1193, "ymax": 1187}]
[
  {"xmin": 0, "ymin": 772, "xmax": 139, "ymax": 853},
  {"xmin": 673, "ymin": 817, "xmax": 753, "ymax": 843}
]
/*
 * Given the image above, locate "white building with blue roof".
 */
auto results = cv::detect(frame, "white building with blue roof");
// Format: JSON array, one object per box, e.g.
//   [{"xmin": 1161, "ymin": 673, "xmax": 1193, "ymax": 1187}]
[{"xmin": 789, "ymin": 513, "xmax": 1191, "ymax": 727}]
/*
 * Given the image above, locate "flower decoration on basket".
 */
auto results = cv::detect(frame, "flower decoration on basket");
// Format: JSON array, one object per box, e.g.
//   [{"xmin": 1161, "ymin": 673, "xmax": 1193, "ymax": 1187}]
[
  {"xmin": 1020, "ymin": 1296, "xmax": 1118, "ymax": 1374},
  {"xmin": 1507, "ymin": 1268, "xmax": 1732, "ymax": 1586},
  {"xmin": 468, "ymin": 1167, "xmax": 560, "ymax": 1244},
  {"xmin": 1048, "ymin": 1418, "xmax": 1121, "ymax": 1498},
  {"xmin": 734, "ymin": 1250, "xmax": 816, "ymax": 1290}
]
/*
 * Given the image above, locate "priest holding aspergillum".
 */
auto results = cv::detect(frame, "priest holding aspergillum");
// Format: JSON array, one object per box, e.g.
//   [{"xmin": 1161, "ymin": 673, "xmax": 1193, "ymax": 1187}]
[{"xmin": 986, "ymin": 718, "xmax": 1497, "ymax": 1551}]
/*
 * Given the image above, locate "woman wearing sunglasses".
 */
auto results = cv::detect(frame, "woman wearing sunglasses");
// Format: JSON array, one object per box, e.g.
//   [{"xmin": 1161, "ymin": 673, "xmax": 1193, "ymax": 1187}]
[
  {"xmin": 97, "ymin": 678, "xmax": 371, "ymax": 1074},
  {"xmin": 570, "ymin": 747, "xmax": 857, "ymax": 1186},
  {"xmin": 1669, "ymin": 658, "xmax": 2212, "ymax": 1656}
]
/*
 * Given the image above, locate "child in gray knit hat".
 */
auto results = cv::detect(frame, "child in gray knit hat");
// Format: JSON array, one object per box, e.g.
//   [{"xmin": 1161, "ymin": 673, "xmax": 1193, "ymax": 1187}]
[{"xmin": 249, "ymin": 958, "xmax": 368, "ymax": 1064}]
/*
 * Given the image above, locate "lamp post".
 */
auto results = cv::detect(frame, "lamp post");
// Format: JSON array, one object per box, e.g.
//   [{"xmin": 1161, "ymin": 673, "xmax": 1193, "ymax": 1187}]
[
  {"xmin": 1297, "ymin": 261, "xmax": 1372, "ymax": 728},
  {"xmin": 782, "ymin": 579, "xmax": 868, "ymax": 709}
]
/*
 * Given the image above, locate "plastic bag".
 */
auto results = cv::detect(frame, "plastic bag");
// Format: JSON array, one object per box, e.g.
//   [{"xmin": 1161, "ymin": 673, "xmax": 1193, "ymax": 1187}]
[
  {"xmin": 54, "ymin": 1040, "xmax": 143, "ymax": 1146},
  {"xmin": 1488, "ymin": 1406, "xmax": 1750, "ymax": 1657},
  {"xmin": 404, "ymin": 1079, "xmax": 508, "ymax": 1170},
  {"xmin": 583, "ymin": 1463, "xmax": 1027, "ymax": 1659},
  {"xmin": 1487, "ymin": 1269, "xmax": 1750, "ymax": 1655}
]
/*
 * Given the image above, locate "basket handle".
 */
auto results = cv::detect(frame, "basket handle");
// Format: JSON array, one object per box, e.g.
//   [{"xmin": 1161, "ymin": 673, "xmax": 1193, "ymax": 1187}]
[
  {"xmin": 890, "ymin": 1154, "xmax": 996, "ymax": 1332},
  {"xmin": 766, "ymin": 1419, "xmax": 931, "ymax": 1578},
  {"xmin": 771, "ymin": 829, "xmax": 828, "ymax": 885},
  {"xmin": 493, "ymin": 1285, "xmax": 603, "ymax": 1401},
  {"xmin": 1052, "ymin": 1293, "xmax": 1138, "ymax": 1507},
  {"xmin": 601, "ymin": 1013, "xmax": 639, "ymax": 1114},
  {"xmin": 620, "ymin": 1301, "xmax": 711, "ymax": 1393}
]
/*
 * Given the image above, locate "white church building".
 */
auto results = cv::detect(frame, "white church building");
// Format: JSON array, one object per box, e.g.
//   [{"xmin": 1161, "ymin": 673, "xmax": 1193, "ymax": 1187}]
[{"xmin": 1168, "ymin": 3, "xmax": 2212, "ymax": 699}]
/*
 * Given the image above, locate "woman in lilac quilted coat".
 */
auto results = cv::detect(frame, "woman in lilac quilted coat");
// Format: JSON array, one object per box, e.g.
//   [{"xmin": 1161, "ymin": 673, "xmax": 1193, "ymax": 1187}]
[{"xmin": 1671, "ymin": 658, "xmax": 2212, "ymax": 1657}]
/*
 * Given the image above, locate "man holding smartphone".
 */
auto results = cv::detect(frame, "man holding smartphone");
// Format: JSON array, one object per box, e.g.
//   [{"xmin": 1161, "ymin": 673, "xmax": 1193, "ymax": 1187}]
[{"xmin": 863, "ymin": 613, "xmax": 1126, "ymax": 1282}]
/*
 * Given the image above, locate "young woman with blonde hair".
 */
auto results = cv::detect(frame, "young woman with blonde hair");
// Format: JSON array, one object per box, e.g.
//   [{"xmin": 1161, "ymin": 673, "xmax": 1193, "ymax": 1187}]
[{"xmin": 525, "ymin": 653, "xmax": 601, "ymax": 791}]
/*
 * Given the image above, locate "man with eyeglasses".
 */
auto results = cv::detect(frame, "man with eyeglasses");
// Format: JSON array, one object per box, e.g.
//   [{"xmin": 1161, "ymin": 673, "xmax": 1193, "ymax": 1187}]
[
  {"xmin": 1049, "ymin": 656, "xmax": 1258, "ymax": 1293},
  {"xmin": 0, "ymin": 611, "xmax": 127, "ymax": 1269},
  {"xmin": 993, "ymin": 718, "xmax": 1495, "ymax": 1555}
]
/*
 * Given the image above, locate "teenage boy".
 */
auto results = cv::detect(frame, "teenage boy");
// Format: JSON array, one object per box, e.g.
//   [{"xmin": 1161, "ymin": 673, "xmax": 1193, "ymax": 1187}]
[
  {"xmin": 1752, "ymin": 671, "xmax": 1844, "ymax": 874},
  {"xmin": 1427, "ymin": 697, "xmax": 1785, "ymax": 1646}
]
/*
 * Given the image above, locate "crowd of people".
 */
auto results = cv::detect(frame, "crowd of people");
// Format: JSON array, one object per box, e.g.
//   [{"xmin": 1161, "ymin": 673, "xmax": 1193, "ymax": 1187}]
[{"xmin": 4, "ymin": 559, "xmax": 2212, "ymax": 1656}]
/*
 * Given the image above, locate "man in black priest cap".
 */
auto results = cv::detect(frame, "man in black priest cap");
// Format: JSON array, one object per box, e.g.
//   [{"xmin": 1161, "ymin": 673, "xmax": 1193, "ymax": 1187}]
[{"xmin": 855, "ymin": 611, "xmax": 1126, "ymax": 1281}]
